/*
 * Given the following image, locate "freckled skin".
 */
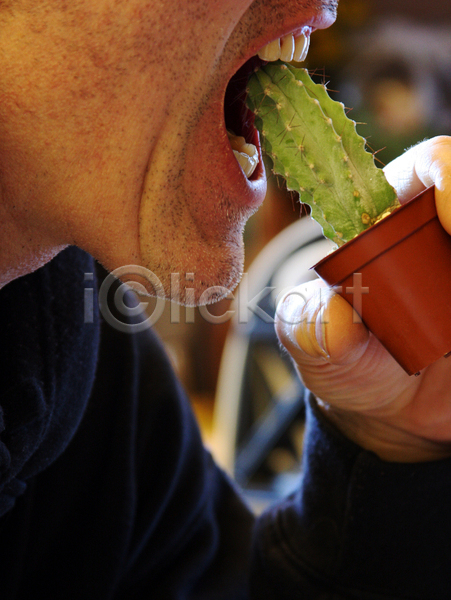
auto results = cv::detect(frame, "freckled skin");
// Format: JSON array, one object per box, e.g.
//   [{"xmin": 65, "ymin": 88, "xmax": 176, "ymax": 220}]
[
  {"xmin": 0, "ymin": 0, "xmax": 337, "ymax": 300},
  {"xmin": 6, "ymin": 0, "xmax": 451, "ymax": 465}
]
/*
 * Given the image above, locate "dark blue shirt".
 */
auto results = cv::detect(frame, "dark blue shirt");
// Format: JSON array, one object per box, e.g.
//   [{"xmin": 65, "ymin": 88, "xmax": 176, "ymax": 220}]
[{"xmin": 0, "ymin": 247, "xmax": 449, "ymax": 598}]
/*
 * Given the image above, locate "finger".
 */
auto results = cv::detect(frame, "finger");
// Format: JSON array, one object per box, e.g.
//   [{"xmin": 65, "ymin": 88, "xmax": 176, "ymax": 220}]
[
  {"xmin": 383, "ymin": 136, "xmax": 451, "ymax": 229},
  {"xmin": 383, "ymin": 141, "xmax": 428, "ymax": 203},
  {"xmin": 413, "ymin": 136, "xmax": 451, "ymax": 235},
  {"xmin": 275, "ymin": 280, "xmax": 369, "ymax": 367}
]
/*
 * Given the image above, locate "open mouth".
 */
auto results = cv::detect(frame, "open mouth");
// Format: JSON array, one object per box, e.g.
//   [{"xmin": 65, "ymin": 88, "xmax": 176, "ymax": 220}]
[
  {"xmin": 224, "ymin": 28, "xmax": 311, "ymax": 181},
  {"xmin": 224, "ymin": 55, "xmax": 263, "ymax": 181}
]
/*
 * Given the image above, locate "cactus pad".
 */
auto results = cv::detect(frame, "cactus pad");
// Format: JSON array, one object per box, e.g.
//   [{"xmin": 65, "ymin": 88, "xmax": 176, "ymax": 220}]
[{"xmin": 246, "ymin": 62, "xmax": 399, "ymax": 245}]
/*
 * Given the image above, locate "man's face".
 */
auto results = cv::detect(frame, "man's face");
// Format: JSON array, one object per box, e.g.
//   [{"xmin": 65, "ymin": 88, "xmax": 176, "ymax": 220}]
[{"xmin": 0, "ymin": 0, "xmax": 336, "ymax": 302}]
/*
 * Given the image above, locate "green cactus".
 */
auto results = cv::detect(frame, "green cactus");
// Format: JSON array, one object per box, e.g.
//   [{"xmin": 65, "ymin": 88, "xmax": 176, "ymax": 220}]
[{"xmin": 246, "ymin": 62, "xmax": 399, "ymax": 245}]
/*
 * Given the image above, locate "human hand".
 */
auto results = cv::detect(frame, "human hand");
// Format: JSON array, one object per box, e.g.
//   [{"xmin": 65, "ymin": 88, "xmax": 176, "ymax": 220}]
[{"xmin": 276, "ymin": 136, "xmax": 451, "ymax": 462}]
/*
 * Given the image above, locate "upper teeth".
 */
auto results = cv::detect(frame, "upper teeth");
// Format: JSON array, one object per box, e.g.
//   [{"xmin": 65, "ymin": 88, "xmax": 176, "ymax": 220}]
[
  {"xmin": 228, "ymin": 30, "xmax": 310, "ymax": 180},
  {"xmin": 257, "ymin": 31, "xmax": 310, "ymax": 63},
  {"xmin": 227, "ymin": 131, "xmax": 259, "ymax": 179}
]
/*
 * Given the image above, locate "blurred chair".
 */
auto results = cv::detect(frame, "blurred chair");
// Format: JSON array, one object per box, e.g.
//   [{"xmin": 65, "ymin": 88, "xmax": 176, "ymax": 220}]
[{"xmin": 211, "ymin": 216, "xmax": 334, "ymax": 511}]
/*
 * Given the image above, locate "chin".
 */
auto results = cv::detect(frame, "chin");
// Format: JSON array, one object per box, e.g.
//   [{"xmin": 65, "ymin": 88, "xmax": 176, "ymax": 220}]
[{"xmin": 128, "ymin": 228, "xmax": 246, "ymax": 307}]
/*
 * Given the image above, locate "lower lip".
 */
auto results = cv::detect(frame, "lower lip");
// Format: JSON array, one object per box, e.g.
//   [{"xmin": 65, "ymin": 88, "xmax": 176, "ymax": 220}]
[{"xmin": 184, "ymin": 93, "xmax": 267, "ymax": 231}]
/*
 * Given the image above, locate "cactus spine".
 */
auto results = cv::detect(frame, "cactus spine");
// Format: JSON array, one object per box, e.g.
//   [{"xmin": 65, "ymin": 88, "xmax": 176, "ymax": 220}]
[{"xmin": 246, "ymin": 62, "xmax": 399, "ymax": 245}]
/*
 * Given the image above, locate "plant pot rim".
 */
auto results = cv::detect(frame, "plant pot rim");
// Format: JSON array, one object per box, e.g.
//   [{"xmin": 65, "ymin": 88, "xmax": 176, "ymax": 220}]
[{"xmin": 313, "ymin": 185, "xmax": 436, "ymax": 284}]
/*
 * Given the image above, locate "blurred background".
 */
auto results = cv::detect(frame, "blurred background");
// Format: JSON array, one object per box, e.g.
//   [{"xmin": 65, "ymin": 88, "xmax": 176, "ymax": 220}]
[{"xmin": 152, "ymin": 0, "xmax": 451, "ymax": 510}]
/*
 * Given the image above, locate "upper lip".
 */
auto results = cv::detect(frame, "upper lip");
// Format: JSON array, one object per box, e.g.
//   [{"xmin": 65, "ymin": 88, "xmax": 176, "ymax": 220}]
[{"xmin": 225, "ymin": 7, "xmax": 337, "ymax": 87}]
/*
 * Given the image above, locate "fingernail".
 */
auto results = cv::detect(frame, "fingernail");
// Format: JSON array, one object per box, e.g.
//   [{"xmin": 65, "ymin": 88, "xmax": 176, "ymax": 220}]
[
  {"xmin": 314, "ymin": 303, "xmax": 330, "ymax": 358},
  {"xmin": 291, "ymin": 296, "xmax": 330, "ymax": 360},
  {"xmin": 276, "ymin": 290, "xmax": 306, "ymax": 345}
]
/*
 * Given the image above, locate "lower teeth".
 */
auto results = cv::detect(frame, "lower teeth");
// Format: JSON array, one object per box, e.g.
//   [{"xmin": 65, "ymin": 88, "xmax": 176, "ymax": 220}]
[{"xmin": 227, "ymin": 130, "xmax": 259, "ymax": 178}]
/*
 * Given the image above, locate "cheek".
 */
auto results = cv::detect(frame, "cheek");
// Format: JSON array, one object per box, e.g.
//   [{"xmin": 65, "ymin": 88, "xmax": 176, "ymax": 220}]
[
  {"xmin": 0, "ymin": 0, "xmax": 253, "ymax": 168},
  {"xmin": 0, "ymin": 4, "xmax": 171, "ymax": 189},
  {"xmin": 0, "ymin": 0, "xmax": 256, "ymax": 275}
]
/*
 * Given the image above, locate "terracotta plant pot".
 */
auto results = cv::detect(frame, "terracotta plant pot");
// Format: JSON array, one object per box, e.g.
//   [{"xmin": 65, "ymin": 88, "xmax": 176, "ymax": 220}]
[{"xmin": 313, "ymin": 186, "xmax": 451, "ymax": 375}]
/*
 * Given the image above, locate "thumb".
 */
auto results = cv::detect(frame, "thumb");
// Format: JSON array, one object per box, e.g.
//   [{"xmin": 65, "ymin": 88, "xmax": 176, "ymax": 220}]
[{"xmin": 275, "ymin": 279, "xmax": 369, "ymax": 367}]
